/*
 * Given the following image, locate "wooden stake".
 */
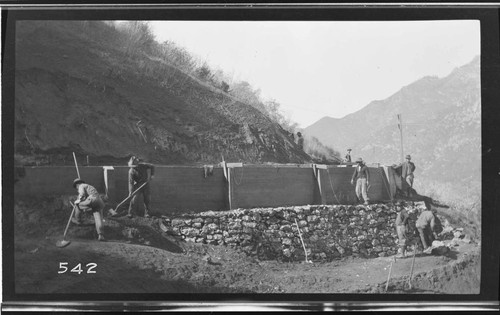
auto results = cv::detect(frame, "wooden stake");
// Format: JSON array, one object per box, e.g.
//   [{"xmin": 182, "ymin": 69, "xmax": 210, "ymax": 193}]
[
  {"xmin": 385, "ymin": 257, "xmax": 395, "ymax": 292},
  {"xmin": 294, "ymin": 218, "xmax": 311, "ymax": 263},
  {"xmin": 73, "ymin": 152, "xmax": 80, "ymax": 178},
  {"xmin": 408, "ymin": 244, "xmax": 417, "ymax": 290}
]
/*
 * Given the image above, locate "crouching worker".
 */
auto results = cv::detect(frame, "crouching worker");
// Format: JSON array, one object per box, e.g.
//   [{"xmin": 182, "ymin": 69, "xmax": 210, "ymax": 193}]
[
  {"xmin": 415, "ymin": 208, "xmax": 439, "ymax": 254},
  {"xmin": 72, "ymin": 178, "xmax": 106, "ymax": 242},
  {"xmin": 395, "ymin": 203, "xmax": 409, "ymax": 258}
]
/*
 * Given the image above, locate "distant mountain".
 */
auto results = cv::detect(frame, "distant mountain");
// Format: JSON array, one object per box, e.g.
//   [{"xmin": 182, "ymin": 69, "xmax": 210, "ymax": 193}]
[{"xmin": 304, "ymin": 57, "xmax": 480, "ymax": 203}]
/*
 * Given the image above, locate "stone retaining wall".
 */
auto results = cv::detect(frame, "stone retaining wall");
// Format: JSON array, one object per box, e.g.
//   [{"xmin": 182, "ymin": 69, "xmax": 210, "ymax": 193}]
[{"xmin": 162, "ymin": 202, "xmax": 428, "ymax": 262}]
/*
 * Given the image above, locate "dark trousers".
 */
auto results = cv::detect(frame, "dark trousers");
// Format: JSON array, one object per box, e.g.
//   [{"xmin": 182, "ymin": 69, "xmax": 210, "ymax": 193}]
[
  {"xmin": 417, "ymin": 225, "xmax": 434, "ymax": 249},
  {"xmin": 74, "ymin": 196, "xmax": 105, "ymax": 235},
  {"xmin": 128, "ymin": 183, "xmax": 151, "ymax": 215}
]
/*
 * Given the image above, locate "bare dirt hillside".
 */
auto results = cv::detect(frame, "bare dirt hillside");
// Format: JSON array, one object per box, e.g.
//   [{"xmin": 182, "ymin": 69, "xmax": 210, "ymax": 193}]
[
  {"xmin": 15, "ymin": 197, "xmax": 480, "ymax": 294},
  {"xmin": 14, "ymin": 21, "xmax": 309, "ymax": 166}
]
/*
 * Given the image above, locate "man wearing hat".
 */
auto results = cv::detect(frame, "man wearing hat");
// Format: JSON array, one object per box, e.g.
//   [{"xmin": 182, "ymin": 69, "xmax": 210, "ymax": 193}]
[
  {"xmin": 127, "ymin": 155, "xmax": 155, "ymax": 218},
  {"xmin": 350, "ymin": 158, "xmax": 370, "ymax": 205},
  {"xmin": 392, "ymin": 154, "xmax": 416, "ymax": 197},
  {"xmin": 72, "ymin": 178, "xmax": 106, "ymax": 241},
  {"xmin": 344, "ymin": 149, "xmax": 352, "ymax": 163},
  {"xmin": 415, "ymin": 207, "xmax": 439, "ymax": 254}
]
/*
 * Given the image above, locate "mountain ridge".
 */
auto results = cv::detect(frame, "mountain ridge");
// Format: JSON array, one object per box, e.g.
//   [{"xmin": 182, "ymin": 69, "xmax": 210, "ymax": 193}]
[{"xmin": 304, "ymin": 56, "xmax": 480, "ymax": 202}]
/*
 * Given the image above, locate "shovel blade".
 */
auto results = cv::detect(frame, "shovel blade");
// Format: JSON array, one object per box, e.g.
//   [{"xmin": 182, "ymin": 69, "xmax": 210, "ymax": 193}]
[{"xmin": 56, "ymin": 239, "xmax": 71, "ymax": 248}]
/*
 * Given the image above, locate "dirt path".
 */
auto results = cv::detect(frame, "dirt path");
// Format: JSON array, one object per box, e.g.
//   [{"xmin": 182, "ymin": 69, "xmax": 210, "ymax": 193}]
[{"xmin": 15, "ymin": 231, "xmax": 480, "ymax": 294}]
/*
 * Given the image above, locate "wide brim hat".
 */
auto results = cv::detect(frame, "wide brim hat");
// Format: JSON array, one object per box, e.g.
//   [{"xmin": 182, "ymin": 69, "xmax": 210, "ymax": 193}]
[
  {"xmin": 73, "ymin": 178, "xmax": 85, "ymax": 188},
  {"xmin": 128, "ymin": 156, "xmax": 139, "ymax": 167},
  {"xmin": 355, "ymin": 158, "xmax": 363, "ymax": 163},
  {"xmin": 347, "ymin": 149, "xmax": 352, "ymax": 151},
  {"xmin": 405, "ymin": 155, "xmax": 411, "ymax": 159}
]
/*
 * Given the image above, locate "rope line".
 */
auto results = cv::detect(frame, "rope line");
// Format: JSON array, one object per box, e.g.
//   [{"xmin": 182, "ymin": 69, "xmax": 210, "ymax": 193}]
[
  {"xmin": 326, "ymin": 168, "xmax": 342, "ymax": 205},
  {"xmin": 233, "ymin": 166, "xmax": 244, "ymax": 186},
  {"xmin": 380, "ymin": 167, "xmax": 394, "ymax": 201}
]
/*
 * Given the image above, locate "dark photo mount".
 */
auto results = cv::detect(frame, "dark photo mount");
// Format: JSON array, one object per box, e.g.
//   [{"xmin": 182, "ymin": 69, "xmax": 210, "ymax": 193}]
[{"xmin": 2, "ymin": 2, "xmax": 499, "ymax": 312}]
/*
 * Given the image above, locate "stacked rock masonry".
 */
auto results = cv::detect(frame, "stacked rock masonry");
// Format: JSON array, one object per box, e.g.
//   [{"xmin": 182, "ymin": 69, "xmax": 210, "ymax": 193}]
[{"xmin": 162, "ymin": 203, "xmax": 428, "ymax": 262}]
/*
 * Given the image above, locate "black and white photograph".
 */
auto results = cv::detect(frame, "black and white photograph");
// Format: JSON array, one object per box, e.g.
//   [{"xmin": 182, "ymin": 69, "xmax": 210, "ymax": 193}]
[{"xmin": 3, "ymin": 4, "xmax": 499, "ymax": 312}]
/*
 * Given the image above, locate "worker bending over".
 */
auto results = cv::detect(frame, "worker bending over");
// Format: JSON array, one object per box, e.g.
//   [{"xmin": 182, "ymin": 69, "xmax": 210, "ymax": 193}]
[{"xmin": 72, "ymin": 178, "xmax": 106, "ymax": 241}]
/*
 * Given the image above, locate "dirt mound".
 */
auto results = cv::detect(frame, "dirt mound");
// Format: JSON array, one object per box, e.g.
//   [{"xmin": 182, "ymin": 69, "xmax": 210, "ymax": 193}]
[{"xmin": 14, "ymin": 197, "xmax": 481, "ymax": 294}]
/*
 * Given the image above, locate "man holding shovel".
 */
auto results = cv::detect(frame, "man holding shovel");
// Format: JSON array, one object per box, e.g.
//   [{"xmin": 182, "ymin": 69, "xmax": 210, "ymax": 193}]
[
  {"xmin": 72, "ymin": 178, "xmax": 106, "ymax": 241},
  {"xmin": 127, "ymin": 156, "xmax": 155, "ymax": 218}
]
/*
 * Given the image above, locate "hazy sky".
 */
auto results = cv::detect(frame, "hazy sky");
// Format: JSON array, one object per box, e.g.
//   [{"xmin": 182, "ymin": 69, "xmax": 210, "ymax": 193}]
[{"xmin": 150, "ymin": 20, "xmax": 480, "ymax": 128}]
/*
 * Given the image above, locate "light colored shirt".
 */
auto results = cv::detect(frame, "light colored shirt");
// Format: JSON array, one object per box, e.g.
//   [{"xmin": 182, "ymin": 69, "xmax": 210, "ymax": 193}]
[{"xmin": 77, "ymin": 183, "xmax": 100, "ymax": 202}]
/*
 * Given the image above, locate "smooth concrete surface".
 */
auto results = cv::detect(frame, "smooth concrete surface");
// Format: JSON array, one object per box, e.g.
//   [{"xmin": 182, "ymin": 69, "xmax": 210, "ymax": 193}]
[
  {"xmin": 228, "ymin": 165, "xmax": 317, "ymax": 209},
  {"xmin": 319, "ymin": 166, "xmax": 392, "ymax": 204},
  {"xmin": 14, "ymin": 164, "xmax": 394, "ymax": 213},
  {"xmin": 14, "ymin": 166, "xmax": 105, "ymax": 197}
]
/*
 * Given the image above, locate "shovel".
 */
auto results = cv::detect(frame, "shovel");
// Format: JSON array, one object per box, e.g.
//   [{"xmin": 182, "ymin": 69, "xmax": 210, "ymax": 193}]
[
  {"xmin": 56, "ymin": 202, "xmax": 78, "ymax": 248},
  {"xmin": 108, "ymin": 181, "xmax": 149, "ymax": 216}
]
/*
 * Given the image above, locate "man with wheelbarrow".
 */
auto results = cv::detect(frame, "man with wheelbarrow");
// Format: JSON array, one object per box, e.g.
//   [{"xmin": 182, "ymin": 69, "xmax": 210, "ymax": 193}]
[
  {"xmin": 127, "ymin": 156, "xmax": 155, "ymax": 218},
  {"xmin": 72, "ymin": 178, "xmax": 106, "ymax": 241}
]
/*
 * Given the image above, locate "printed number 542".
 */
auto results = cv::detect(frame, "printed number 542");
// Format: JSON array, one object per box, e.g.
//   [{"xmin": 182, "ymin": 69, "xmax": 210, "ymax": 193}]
[{"xmin": 58, "ymin": 262, "xmax": 97, "ymax": 274}]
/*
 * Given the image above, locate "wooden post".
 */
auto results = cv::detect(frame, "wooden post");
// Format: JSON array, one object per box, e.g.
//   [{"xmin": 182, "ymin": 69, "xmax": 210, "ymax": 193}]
[
  {"xmin": 102, "ymin": 166, "xmax": 115, "ymax": 204},
  {"xmin": 228, "ymin": 167, "xmax": 232, "ymax": 210},
  {"xmin": 408, "ymin": 244, "xmax": 417, "ymax": 290},
  {"xmin": 385, "ymin": 257, "xmax": 396, "ymax": 292}
]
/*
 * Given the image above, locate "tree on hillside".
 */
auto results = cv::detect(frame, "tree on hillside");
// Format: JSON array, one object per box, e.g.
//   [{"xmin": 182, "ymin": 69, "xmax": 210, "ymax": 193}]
[
  {"xmin": 230, "ymin": 81, "xmax": 267, "ymax": 113},
  {"xmin": 303, "ymin": 136, "xmax": 342, "ymax": 164},
  {"xmin": 116, "ymin": 21, "xmax": 157, "ymax": 56},
  {"xmin": 264, "ymin": 99, "xmax": 298, "ymax": 134},
  {"xmin": 159, "ymin": 40, "xmax": 200, "ymax": 74}
]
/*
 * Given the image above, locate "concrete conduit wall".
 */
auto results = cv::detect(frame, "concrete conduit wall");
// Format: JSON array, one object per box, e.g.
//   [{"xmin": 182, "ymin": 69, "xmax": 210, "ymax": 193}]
[
  {"xmin": 318, "ymin": 166, "xmax": 392, "ymax": 205},
  {"xmin": 228, "ymin": 164, "xmax": 319, "ymax": 209},
  {"xmin": 14, "ymin": 164, "xmax": 394, "ymax": 215}
]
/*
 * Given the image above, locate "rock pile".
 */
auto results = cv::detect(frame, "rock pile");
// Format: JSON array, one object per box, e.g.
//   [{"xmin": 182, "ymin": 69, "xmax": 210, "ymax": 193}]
[{"xmin": 160, "ymin": 202, "xmax": 431, "ymax": 262}]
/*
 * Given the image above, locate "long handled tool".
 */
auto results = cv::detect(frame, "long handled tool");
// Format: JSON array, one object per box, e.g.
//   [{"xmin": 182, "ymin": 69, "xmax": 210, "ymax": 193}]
[
  {"xmin": 108, "ymin": 181, "xmax": 149, "ymax": 216},
  {"xmin": 385, "ymin": 256, "xmax": 396, "ymax": 292},
  {"xmin": 56, "ymin": 202, "xmax": 78, "ymax": 248},
  {"xmin": 294, "ymin": 218, "xmax": 312, "ymax": 263},
  {"xmin": 73, "ymin": 152, "xmax": 80, "ymax": 178},
  {"xmin": 407, "ymin": 244, "xmax": 417, "ymax": 290}
]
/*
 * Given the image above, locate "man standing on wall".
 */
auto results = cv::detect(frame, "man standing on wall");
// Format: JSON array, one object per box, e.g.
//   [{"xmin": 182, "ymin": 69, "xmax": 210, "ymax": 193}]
[
  {"xmin": 127, "ymin": 156, "xmax": 155, "ymax": 219},
  {"xmin": 72, "ymin": 178, "xmax": 106, "ymax": 241},
  {"xmin": 350, "ymin": 158, "xmax": 370, "ymax": 205},
  {"xmin": 415, "ymin": 208, "xmax": 439, "ymax": 254},
  {"xmin": 392, "ymin": 154, "xmax": 416, "ymax": 197},
  {"xmin": 344, "ymin": 148, "xmax": 352, "ymax": 163},
  {"xmin": 296, "ymin": 132, "xmax": 304, "ymax": 150}
]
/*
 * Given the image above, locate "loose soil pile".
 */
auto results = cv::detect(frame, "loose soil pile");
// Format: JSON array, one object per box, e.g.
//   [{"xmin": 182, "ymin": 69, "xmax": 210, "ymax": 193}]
[{"xmin": 14, "ymin": 196, "xmax": 480, "ymax": 294}]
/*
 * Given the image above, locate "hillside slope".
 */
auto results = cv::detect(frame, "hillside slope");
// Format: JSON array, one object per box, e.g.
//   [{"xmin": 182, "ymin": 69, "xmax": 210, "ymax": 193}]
[
  {"xmin": 304, "ymin": 57, "xmax": 480, "ymax": 202},
  {"xmin": 14, "ymin": 21, "xmax": 310, "ymax": 166}
]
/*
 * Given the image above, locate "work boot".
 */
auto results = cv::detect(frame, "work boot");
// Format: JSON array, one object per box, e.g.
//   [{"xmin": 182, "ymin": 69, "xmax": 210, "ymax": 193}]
[
  {"xmin": 423, "ymin": 247, "xmax": 432, "ymax": 254},
  {"xmin": 98, "ymin": 234, "xmax": 106, "ymax": 242},
  {"xmin": 396, "ymin": 247, "xmax": 406, "ymax": 258},
  {"xmin": 127, "ymin": 213, "xmax": 133, "ymax": 219},
  {"xmin": 144, "ymin": 211, "xmax": 151, "ymax": 218}
]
